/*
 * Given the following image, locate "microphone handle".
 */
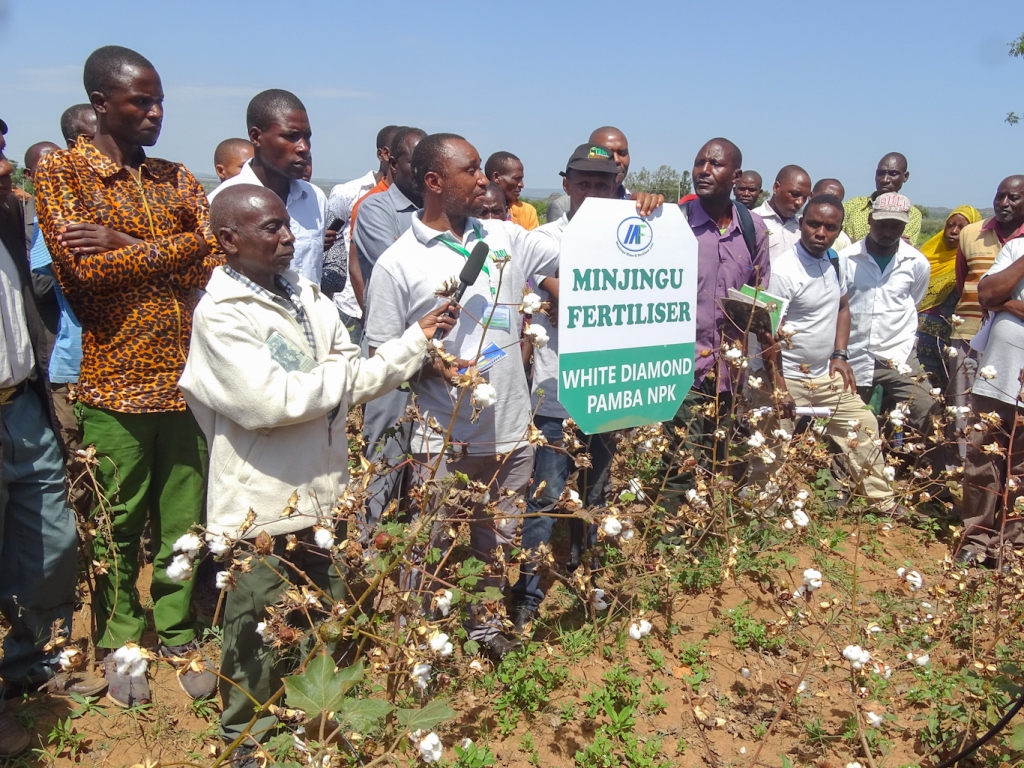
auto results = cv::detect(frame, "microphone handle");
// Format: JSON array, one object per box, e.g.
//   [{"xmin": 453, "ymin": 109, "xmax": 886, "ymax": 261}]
[{"xmin": 433, "ymin": 282, "xmax": 468, "ymax": 342}]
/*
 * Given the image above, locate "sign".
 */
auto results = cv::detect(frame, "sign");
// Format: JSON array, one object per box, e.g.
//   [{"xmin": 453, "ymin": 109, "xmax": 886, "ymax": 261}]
[{"xmin": 558, "ymin": 198, "xmax": 698, "ymax": 434}]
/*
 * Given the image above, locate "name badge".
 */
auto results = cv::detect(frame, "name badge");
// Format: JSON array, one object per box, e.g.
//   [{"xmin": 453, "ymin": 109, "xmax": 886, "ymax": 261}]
[{"xmin": 483, "ymin": 304, "xmax": 512, "ymax": 332}]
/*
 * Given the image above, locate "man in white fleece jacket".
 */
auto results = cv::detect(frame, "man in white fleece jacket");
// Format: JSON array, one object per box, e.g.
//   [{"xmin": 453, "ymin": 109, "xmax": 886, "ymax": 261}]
[{"xmin": 178, "ymin": 185, "xmax": 454, "ymax": 749}]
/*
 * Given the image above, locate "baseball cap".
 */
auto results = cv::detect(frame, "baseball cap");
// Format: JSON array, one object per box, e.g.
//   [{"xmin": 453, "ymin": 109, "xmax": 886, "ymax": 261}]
[
  {"xmin": 560, "ymin": 143, "xmax": 619, "ymax": 177},
  {"xmin": 871, "ymin": 192, "xmax": 911, "ymax": 224}
]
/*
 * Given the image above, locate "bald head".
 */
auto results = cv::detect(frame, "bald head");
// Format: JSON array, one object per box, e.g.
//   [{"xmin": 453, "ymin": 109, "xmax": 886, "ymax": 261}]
[
  {"xmin": 210, "ymin": 184, "xmax": 282, "ymax": 234},
  {"xmin": 994, "ymin": 175, "xmax": 1024, "ymax": 227},
  {"xmin": 770, "ymin": 164, "xmax": 811, "ymax": 220},
  {"xmin": 24, "ymin": 142, "xmax": 61, "ymax": 176},
  {"xmin": 589, "ymin": 125, "xmax": 629, "ymax": 185},
  {"xmin": 874, "ymin": 152, "xmax": 910, "ymax": 195},
  {"xmin": 211, "ymin": 184, "xmax": 295, "ymax": 284},
  {"xmin": 813, "ymin": 177, "xmax": 845, "ymax": 201}
]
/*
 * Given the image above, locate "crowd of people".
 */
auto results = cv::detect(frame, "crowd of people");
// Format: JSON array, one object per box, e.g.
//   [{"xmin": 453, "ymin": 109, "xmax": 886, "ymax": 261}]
[{"xmin": 0, "ymin": 42, "xmax": 1022, "ymax": 761}]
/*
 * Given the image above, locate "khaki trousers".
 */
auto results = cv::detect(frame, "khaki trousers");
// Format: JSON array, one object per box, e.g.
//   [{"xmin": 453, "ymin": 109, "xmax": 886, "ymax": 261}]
[{"xmin": 747, "ymin": 373, "xmax": 894, "ymax": 507}]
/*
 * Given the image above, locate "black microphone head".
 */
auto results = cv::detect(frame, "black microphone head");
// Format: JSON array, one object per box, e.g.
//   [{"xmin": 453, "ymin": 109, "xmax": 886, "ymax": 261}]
[{"xmin": 459, "ymin": 241, "xmax": 490, "ymax": 285}]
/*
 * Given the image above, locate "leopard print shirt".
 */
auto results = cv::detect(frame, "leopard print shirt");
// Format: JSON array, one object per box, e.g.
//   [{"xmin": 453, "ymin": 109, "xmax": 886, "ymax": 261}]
[{"xmin": 34, "ymin": 137, "xmax": 222, "ymax": 413}]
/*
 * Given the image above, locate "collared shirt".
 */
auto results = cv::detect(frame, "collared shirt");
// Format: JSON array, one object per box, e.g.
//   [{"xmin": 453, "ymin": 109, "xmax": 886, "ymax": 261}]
[
  {"xmin": 953, "ymin": 217, "xmax": 1024, "ymax": 340},
  {"xmin": 34, "ymin": 137, "xmax": 219, "ymax": 413},
  {"xmin": 352, "ymin": 183, "xmax": 419, "ymax": 285},
  {"xmin": 30, "ymin": 222, "xmax": 81, "ymax": 383},
  {"xmin": 324, "ymin": 170, "xmax": 377, "ymax": 316},
  {"xmin": 768, "ymin": 243, "xmax": 846, "ymax": 380},
  {"xmin": 685, "ymin": 200, "xmax": 771, "ymax": 391},
  {"xmin": 843, "ymin": 195, "xmax": 923, "ymax": 246},
  {"xmin": 752, "ymin": 200, "xmax": 801, "ymax": 263},
  {"xmin": 508, "ymin": 200, "xmax": 539, "ymax": 230},
  {"xmin": 841, "ymin": 238, "xmax": 930, "ymax": 384},
  {"xmin": 223, "ymin": 265, "xmax": 317, "ymax": 355},
  {"xmin": 365, "ymin": 213, "xmax": 559, "ymax": 455},
  {"xmin": 0, "ymin": 237, "xmax": 35, "ymax": 388},
  {"xmin": 208, "ymin": 159, "xmax": 329, "ymax": 284},
  {"xmin": 530, "ymin": 215, "xmax": 568, "ymax": 419}
]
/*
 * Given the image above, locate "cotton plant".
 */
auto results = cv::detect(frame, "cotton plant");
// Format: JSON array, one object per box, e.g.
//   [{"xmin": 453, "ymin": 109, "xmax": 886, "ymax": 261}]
[{"xmin": 411, "ymin": 730, "xmax": 443, "ymax": 763}]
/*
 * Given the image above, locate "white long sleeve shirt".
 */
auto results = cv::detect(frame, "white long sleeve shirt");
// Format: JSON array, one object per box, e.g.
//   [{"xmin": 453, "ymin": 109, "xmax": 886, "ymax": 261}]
[{"xmin": 840, "ymin": 238, "xmax": 930, "ymax": 384}]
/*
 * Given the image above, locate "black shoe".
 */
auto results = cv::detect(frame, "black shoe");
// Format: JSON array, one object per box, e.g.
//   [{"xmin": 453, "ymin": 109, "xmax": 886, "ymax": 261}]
[
  {"xmin": 483, "ymin": 633, "xmax": 522, "ymax": 661},
  {"xmin": 954, "ymin": 549, "xmax": 982, "ymax": 568},
  {"xmin": 512, "ymin": 606, "xmax": 536, "ymax": 634},
  {"xmin": 225, "ymin": 744, "xmax": 260, "ymax": 768}
]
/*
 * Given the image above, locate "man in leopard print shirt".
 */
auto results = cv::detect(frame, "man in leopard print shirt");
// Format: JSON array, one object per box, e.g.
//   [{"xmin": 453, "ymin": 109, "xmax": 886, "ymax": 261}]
[{"xmin": 34, "ymin": 45, "xmax": 220, "ymax": 708}]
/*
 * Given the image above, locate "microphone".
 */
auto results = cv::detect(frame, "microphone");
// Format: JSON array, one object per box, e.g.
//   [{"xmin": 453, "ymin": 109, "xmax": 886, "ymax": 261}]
[{"xmin": 434, "ymin": 241, "xmax": 489, "ymax": 341}]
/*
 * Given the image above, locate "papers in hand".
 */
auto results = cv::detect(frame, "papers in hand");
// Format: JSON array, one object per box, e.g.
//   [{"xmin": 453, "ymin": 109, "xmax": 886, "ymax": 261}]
[
  {"xmin": 722, "ymin": 285, "xmax": 789, "ymax": 337},
  {"xmin": 266, "ymin": 331, "xmax": 317, "ymax": 373}
]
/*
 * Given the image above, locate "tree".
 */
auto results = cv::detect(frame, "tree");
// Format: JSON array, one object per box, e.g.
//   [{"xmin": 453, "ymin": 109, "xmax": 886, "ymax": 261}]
[
  {"xmin": 624, "ymin": 165, "xmax": 692, "ymax": 201},
  {"xmin": 1007, "ymin": 33, "xmax": 1024, "ymax": 125}
]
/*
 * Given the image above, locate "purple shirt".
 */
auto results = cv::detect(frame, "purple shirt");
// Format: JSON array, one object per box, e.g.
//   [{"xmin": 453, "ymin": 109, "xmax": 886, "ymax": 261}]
[{"xmin": 687, "ymin": 200, "xmax": 771, "ymax": 391}]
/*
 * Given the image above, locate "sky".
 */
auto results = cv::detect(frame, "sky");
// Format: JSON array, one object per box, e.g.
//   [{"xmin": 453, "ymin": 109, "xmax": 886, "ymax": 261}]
[{"xmin": 0, "ymin": 0, "xmax": 1021, "ymax": 207}]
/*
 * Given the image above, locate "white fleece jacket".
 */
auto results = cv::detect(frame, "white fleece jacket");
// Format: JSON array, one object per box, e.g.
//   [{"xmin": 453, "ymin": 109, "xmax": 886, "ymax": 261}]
[{"xmin": 179, "ymin": 266, "xmax": 428, "ymax": 539}]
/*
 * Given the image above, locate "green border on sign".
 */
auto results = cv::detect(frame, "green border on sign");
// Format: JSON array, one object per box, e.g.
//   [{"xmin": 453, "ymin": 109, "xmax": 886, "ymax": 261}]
[{"xmin": 558, "ymin": 343, "xmax": 695, "ymax": 434}]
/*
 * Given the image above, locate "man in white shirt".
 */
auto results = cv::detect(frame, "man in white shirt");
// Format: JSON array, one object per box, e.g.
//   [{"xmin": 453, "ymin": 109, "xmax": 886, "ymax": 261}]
[
  {"xmin": 753, "ymin": 165, "xmax": 811, "ymax": 262},
  {"xmin": 956, "ymin": 237, "xmax": 1024, "ymax": 566},
  {"xmin": 323, "ymin": 125, "xmax": 399, "ymax": 337},
  {"xmin": 365, "ymin": 132, "xmax": 561, "ymax": 658},
  {"xmin": 841, "ymin": 193, "xmax": 941, "ymax": 456},
  {"xmin": 747, "ymin": 195, "xmax": 900, "ymax": 513},
  {"xmin": 208, "ymin": 89, "xmax": 328, "ymax": 284}
]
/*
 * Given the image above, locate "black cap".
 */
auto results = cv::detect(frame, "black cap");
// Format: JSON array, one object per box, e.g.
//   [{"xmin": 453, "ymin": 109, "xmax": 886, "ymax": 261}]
[
  {"xmin": 0, "ymin": 119, "xmax": 7, "ymax": 135},
  {"xmin": 560, "ymin": 143, "xmax": 619, "ymax": 177}
]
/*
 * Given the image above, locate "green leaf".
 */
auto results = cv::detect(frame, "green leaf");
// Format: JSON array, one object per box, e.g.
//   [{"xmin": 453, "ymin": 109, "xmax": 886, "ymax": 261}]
[
  {"xmin": 463, "ymin": 639, "xmax": 480, "ymax": 656},
  {"xmin": 1008, "ymin": 722, "xmax": 1024, "ymax": 751},
  {"xmin": 334, "ymin": 697, "xmax": 394, "ymax": 734},
  {"xmin": 396, "ymin": 698, "xmax": 456, "ymax": 733},
  {"xmin": 781, "ymin": 757, "xmax": 793, "ymax": 768},
  {"xmin": 283, "ymin": 655, "xmax": 364, "ymax": 719}
]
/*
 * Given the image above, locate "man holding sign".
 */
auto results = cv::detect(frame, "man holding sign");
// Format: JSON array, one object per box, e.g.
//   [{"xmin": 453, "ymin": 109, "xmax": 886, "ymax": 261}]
[{"xmin": 510, "ymin": 144, "xmax": 663, "ymax": 632}]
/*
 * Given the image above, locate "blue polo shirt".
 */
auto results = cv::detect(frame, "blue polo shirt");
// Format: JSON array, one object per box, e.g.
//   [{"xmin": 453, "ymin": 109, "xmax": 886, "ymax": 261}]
[{"xmin": 30, "ymin": 222, "xmax": 81, "ymax": 383}]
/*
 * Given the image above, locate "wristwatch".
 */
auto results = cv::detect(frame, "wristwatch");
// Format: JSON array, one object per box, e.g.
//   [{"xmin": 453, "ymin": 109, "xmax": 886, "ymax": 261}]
[{"xmin": 831, "ymin": 349, "xmax": 849, "ymax": 361}]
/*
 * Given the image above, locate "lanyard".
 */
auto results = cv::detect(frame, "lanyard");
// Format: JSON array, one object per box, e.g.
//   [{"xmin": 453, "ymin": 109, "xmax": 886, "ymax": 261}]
[{"xmin": 437, "ymin": 224, "xmax": 490, "ymax": 280}]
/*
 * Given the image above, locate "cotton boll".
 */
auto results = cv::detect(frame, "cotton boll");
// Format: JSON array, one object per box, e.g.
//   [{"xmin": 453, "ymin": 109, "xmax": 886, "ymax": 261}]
[
  {"xmin": 166, "ymin": 553, "xmax": 194, "ymax": 583},
  {"xmin": 520, "ymin": 292, "xmax": 543, "ymax": 314},
  {"xmin": 979, "ymin": 365, "xmax": 997, "ymax": 380},
  {"xmin": 205, "ymin": 532, "xmax": 232, "ymax": 557},
  {"xmin": 417, "ymin": 731, "xmax": 443, "ymax": 763},
  {"xmin": 842, "ymin": 645, "xmax": 871, "ymax": 670},
  {"xmin": 865, "ymin": 711, "xmax": 883, "ymax": 728},
  {"xmin": 435, "ymin": 590, "xmax": 453, "ymax": 617},
  {"xmin": 173, "ymin": 532, "xmax": 202, "ymax": 558},
  {"xmin": 748, "ymin": 431, "xmax": 766, "ymax": 448},
  {"xmin": 627, "ymin": 477, "xmax": 646, "ymax": 500},
  {"xmin": 523, "ymin": 323, "xmax": 550, "ymax": 348},
  {"xmin": 782, "ymin": 519, "xmax": 794, "ymax": 531},
  {"xmin": 590, "ymin": 588, "xmax": 609, "ymax": 611},
  {"xmin": 740, "ymin": 667, "xmax": 752, "ymax": 679},
  {"xmin": 792, "ymin": 509, "xmax": 809, "ymax": 527},
  {"xmin": 896, "ymin": 567, "xmax": 923, "ymax": 591},
  {"xmin": 411, "ymin": 662, "xmax": 432, "ymax": 690},
  {"xmin": 429, "ymin": 632, "xmax": 453, "ymax": 657},
  {"xmin": 314, "ymin": 527, "xmax": 335, "ymax": 550},
  {"xmin": 601, "ymin": 517, "xmax": 623, "ymax": 537},
  {"xmin": 215, "ymin": 570, "xmax": 235, "ymax": 591},
  {"xmin": 113, "ymin": 644, "xmax": 148, "ymax": 679},
  {"xmin": 883, "ymin": 466, "xmax": 896, "ymax": 483},
  {"xmin": 628, "ymin": 619, "xmax": 652, "ymax": 640},
  {"xmin": 256, "ymin": 621, "xmax": 274, "ymax": 644},
  {"xmin": 802, "ymin": 568, "xmax": 823, "ymax": 591},
  {"xmin": 473, "ymin": 382, "xmax": 497, "ymax": 408}
]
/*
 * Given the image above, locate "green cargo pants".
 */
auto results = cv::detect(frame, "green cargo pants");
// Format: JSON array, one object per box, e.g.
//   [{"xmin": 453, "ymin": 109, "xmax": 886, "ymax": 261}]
[
  {"xmin": 80, "ymin": 405, "xmax": 208, "ymax": 650},
  {"xmin": 219, "ymin": 534, "xmax": 348, "ymax": 742}
]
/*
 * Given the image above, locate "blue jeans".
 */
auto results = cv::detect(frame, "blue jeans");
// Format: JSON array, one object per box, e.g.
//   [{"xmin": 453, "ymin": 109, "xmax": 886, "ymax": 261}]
[
  {"xmin": 511, "ymin": 415, "xmax": 613, "ymax": 611},
  {"xmin": 0, "ymin": 388, "xmax": 77, "ymax": 706}
]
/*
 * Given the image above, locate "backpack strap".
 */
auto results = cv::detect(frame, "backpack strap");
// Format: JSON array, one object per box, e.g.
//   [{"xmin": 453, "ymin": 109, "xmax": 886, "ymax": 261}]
[
  {"xmin": 683, "ymin": 200, "xmax": 756, "ymax": 259},
  {"xmin": 826, "ymin": 247, "xmax": 841, "ymax": 283},
  {"xmin": 732, "ymin": 201, "xmax": 757, "ymax": 260}
]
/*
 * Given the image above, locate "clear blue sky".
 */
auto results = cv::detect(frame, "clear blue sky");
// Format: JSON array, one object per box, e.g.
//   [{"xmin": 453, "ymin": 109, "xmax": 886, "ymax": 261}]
[{"xmin": 1, "ymin": 0, "xmax": 1021, "ymax": 207}]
